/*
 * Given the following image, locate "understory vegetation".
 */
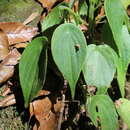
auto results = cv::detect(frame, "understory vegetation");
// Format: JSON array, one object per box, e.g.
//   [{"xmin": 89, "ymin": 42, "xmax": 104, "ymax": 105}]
[{"xmin": 0, "ymin": 0, "xmax": 130, "ymax": 130}]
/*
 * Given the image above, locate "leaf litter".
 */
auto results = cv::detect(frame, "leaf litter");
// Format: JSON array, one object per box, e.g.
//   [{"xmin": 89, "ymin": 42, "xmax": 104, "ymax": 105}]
[
  {"xmin": 29, "ymin": 90, "xmax": 63, "ymax": 130},
  {"xmin": 0, "ymin": 22, "xmax": 38, "ymax": 45},
  {"xmin": 0, "ymin": 49, "xmax": 21, "ymax": 85},
  {"xmin": 0, "ymin": 29, "xmax": 9, "ymax": 61}
]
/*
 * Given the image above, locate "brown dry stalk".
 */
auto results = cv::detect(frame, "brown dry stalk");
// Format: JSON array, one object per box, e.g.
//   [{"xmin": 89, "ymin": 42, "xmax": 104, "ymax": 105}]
[
  {"xmin": 23, "ymin": 12, "xmax": 39, "ymax": 25},
  {"xmin": 57, "ymin": 94, "xmax": 65, "ymax": 130}
]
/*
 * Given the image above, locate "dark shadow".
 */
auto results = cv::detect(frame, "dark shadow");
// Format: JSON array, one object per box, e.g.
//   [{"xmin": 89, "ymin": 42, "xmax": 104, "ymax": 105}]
[
  {"xmin": 10, "ymin": 64, "xmax": 30, "ymax": 123},
  {"xmin": 108, "ymin": 78, "xmax": 121, "ymax": 101}
]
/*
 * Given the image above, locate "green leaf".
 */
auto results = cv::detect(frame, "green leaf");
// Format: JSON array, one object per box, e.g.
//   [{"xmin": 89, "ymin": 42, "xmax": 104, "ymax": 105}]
[
  {"xmin": 87, "ymin": 95, "xmax": 118, "ymax": 130},
  {"xmin": 78, "ymin": 0, "xmax": 88, "ymax": 16},
  {"xmin": 59, "ymin": 5, "xmax": 83, "ymax": 25},
  {"xmin": 19, "ymin": 37, "xmax": 48, "ymax": 108},
  {"xmin": 117, "ymin": 26, "xmax": 130, "ymax": 96},
  {"xmin": 101, "ymin": 22, "xmax": 118, "ymax": 52},
  {"xmin": 116, "ymin": 98, "xmax": 130, "ymax": 128},
  {"xmin": 83, "ymin": 44, "xmax": 117, "ymax": 88},
  {"xmin": 69, "ymin": 0, "xmax": 76, "ymax": 8},
  {"xmin": 105, "ymin": 0, "xmax": 130, "ymax": 97},
  {"xmin": 41, "ymin": 3, "xmax": 67, "ymax": 32},
  {"xmin": 121, "ymin": 0, "xmax": 130, "ymax": 8},
  {"xmin": 51, "ymin": 23, "xmax": 87, "ymax": 98}
]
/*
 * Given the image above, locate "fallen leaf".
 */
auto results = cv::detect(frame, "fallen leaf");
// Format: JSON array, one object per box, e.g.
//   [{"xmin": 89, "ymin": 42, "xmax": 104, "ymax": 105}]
[
  {"xmin": 0, "ymin": 29, "xmax": 9, "ymax": 61},
  {"xmin": 4, "ymin": 98, "xmax": 16, "ymax": 107},
  {"xmin": 73, "ymin": 0, "xmax": 79, "ymax": 12},
  {"xmin": 38, "ymin": 0, "xmax": 72, "ymax": 11},
  {"xmin": 14, "ymin": 43, "xmax": 28, "ymax": 48},
  {"xmin": 0, "ymin": 22, "xmax": 38, "ymax": 44},
  {"xmin": 30, "ymin": 90, "xmax": 63, "ymax": 130},
  {"xmin": 38, "ymin": 0, "xmax": 63, "ymax": 10},
  {"xmin": 1, "ymin": 87, "xmax": 11, "ymax": 96},
  {"xmin": 0, "ymin": 49, "xmax": 21, "ymax": 84},
  {"xmin": 0, "ymin": 94, "xmax": 15, "ymax": 107},
  {"xmin": 96, "ymin": 6, "xmax": 105, "ymax": 23}
]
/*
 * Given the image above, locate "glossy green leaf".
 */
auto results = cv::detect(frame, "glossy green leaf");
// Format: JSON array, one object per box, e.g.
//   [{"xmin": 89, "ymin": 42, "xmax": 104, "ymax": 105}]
[
  {"xmin": 83, "ymin": 44, "xmax": 117, "ymax": 88},
  {"xmin": 105, "ymin": 0, "xmax": 130, "ymax": 97},
  {"xmin": 41, "ymin": 3, "xmax": 67, "ymax": 32},
  {"xmin": 116, "ymin": 98, "xmax": 130, "ymax": 128},
  {"xmin": 87, "ymin": 95, "xmax": 118, "ymax": 130},
  {"xmin": 51, "ymin": 23, "xmax": 87, "ymax": 97},
  {"xmin": 19, "ymin": 37, "xmax": 48, "ymax": 108}
]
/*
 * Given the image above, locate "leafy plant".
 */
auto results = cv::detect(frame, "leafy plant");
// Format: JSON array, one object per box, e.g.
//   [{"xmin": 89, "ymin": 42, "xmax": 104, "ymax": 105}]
[
  {"xmin": 0, "ymin": 0, "xmax": 130, "ymax": 130},
  {"xmin": 88, "ymin": 95, "xmax": 118, "ymax": 130},
  {"xmin": 5, "ymin": 0, "xmax": 129, "ymax": 129}
]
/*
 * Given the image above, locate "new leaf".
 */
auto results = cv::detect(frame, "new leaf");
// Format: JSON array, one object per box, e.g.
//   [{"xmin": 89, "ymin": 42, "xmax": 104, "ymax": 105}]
[{"xmin": 88, "ymin": 95, "xmax": 118, "ymax": 130}]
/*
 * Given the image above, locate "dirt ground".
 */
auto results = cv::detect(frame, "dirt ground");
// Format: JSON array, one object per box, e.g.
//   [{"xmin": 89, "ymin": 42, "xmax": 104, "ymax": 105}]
[{"xmin": 0, "ymin": 106, "xmax": 27, "ymax": 130}]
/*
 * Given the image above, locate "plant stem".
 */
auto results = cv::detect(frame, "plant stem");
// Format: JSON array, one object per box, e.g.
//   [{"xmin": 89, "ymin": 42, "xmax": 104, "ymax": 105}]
[
  {"xmin": 88, "ymin": 3, "xmax": 95, "ymax": 43},
  {"xmin": 88, "ymin": 0, "xmax": 99, "ymax": 43}
]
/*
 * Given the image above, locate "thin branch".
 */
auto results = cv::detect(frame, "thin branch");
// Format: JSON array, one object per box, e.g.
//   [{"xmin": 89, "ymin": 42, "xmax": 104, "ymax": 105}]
[{"xmin": 57, "ymin": 94, "xmax": 65, "ymax": 130}]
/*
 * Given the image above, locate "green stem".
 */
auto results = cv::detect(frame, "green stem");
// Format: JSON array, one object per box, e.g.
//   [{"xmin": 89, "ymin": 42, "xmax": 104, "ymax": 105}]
[
  {"xmin": 88, "ymin": 0, "xmax": 99, "ymax": 43},
  {"xmin": 69, "ymin": 0, "xmax": 76, "ymax": 9},
  {"xmin": 59, "ymin": 5, "xmax": 83, "ymax": 25},
  {"xmin": 88, "ymin": 3, "xmax": 95, "ymax": 43}
]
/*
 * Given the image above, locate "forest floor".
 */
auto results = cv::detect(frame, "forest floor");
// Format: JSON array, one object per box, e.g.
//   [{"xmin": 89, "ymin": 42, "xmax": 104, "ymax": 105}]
[
  {"xmin": 0, "ymin": 106, "xmax": 26, "ymax": 130},
  {"xmin": 0, "ymin": 0, "xmax": 130, "ymax": 130}
]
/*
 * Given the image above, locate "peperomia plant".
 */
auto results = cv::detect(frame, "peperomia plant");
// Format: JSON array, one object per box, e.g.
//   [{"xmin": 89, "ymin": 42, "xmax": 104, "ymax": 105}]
[{"xmin": 19, "ymin": 0, "xmax": 130, "ymax": 129}]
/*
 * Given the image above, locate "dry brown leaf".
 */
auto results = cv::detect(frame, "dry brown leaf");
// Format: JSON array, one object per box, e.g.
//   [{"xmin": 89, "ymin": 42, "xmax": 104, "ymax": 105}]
[
  {"xmin": 0, "ymin": 29, "xmax": 9, "ymax": 61},
  {"xmin": 38, "ymin": 0, "xmax": 63, "ymax": 10},
  {"xmin": 0, "ymin": 22, "xmax": 38, "ymax": 45},
  {"xmin": 96, "ymin": 6, "xmax": 105, "ymax": 22},
  {"xmin": 4, "ymin": 98, "xmax": 16, "ymax": 107},
  {"xmin": 0, "ymin": 94, "xmax": 15, "ymax": 107},
  {"xmin": 30, "ymin": 90, "xmax": 63, "ymax": 130},
  {"xmin": 1, "ymin": 87, "xmax": 11, "ymax": 96},
  {"xmin": 73, "ymin": 0, "xmax": 79, "ymax": 12},
  {"xmin": 0, "ymin": 49, "xmax": 21, "ymax": 84},
  {"xmin": 38, "ymin": 0, "xmax": 73, "ymax": 11},
  {"xmin": 14, "ymin": 43, "xmax": 28, "ymax": 48}
]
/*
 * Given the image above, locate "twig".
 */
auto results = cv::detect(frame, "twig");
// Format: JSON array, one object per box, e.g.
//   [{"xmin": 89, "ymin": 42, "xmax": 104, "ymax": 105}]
[
  {"xmin": 23, "ymin": 12, "xmax": 39, "ymax": 25},
  {"xmin": 57, "ymin": 94, "xmax": 65, "ymax": 130}
]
